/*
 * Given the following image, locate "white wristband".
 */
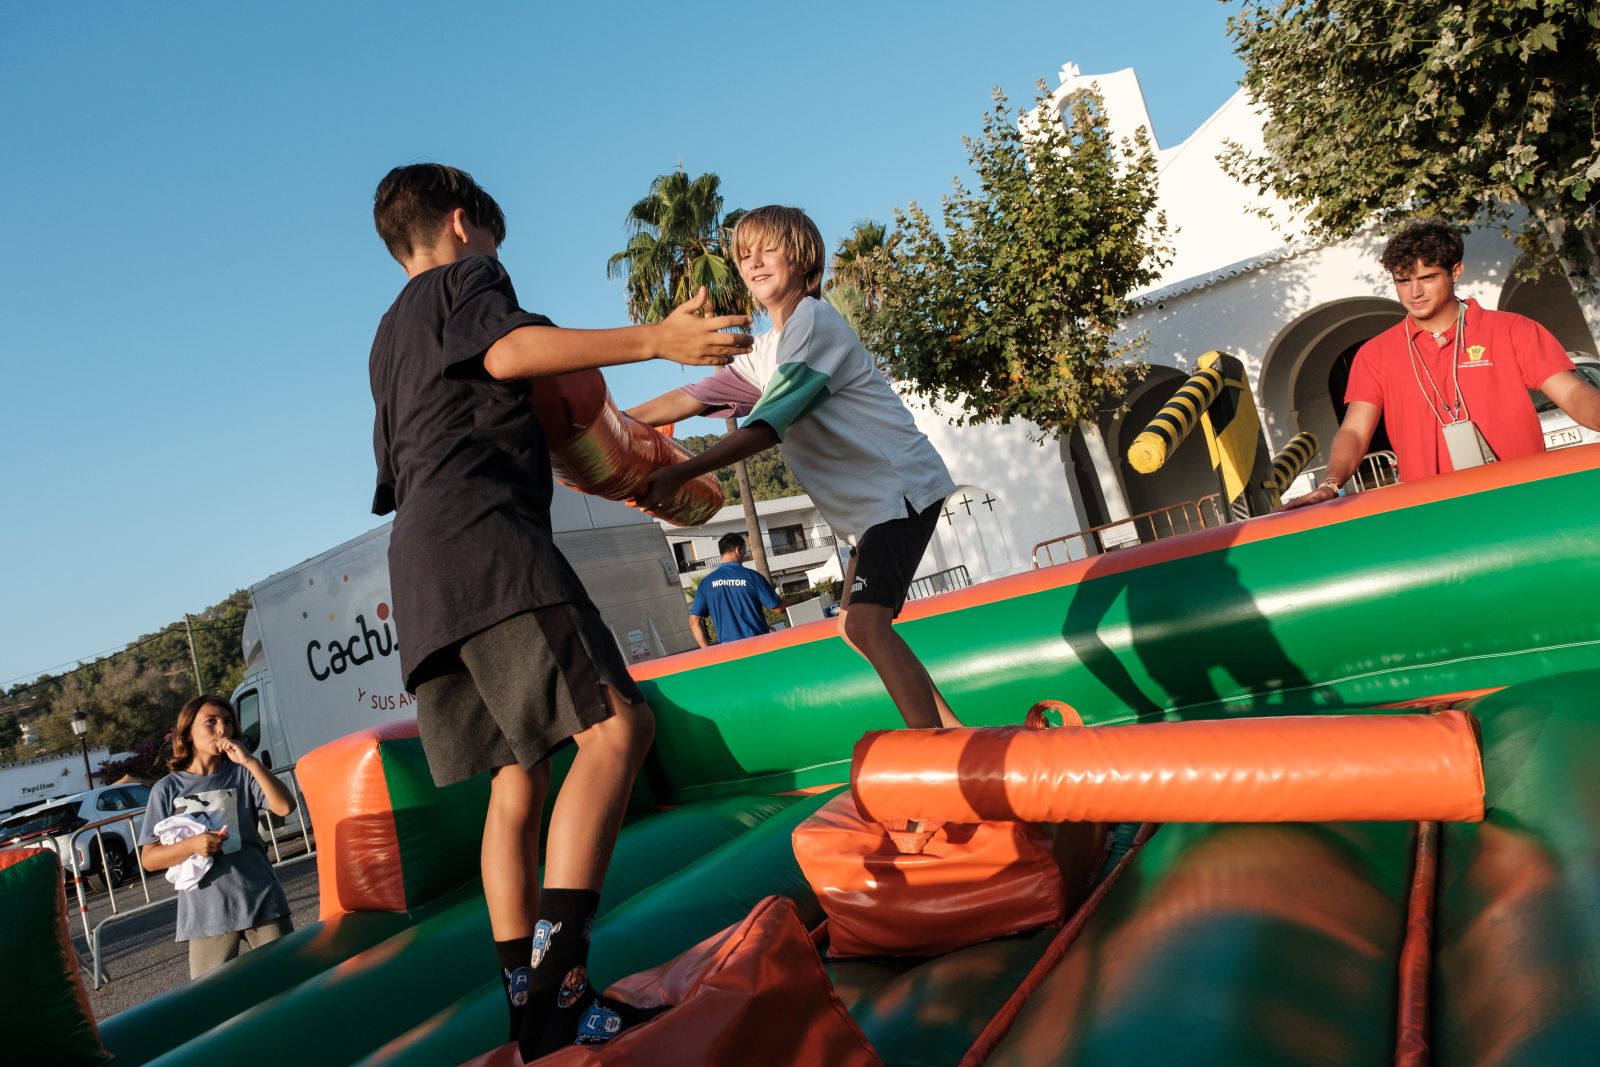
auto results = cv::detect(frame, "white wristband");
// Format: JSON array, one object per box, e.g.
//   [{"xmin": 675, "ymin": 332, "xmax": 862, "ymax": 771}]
[{"xmin": 1318, "ymin": 477, "xmax": 1342, "ymax": 492}]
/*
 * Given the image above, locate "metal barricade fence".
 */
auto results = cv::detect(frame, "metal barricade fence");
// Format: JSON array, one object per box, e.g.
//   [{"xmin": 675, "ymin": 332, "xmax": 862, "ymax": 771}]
[
  {"xmin": 906, "ymin": 565, "xmax": 972, "ymax": 602},
  {"xmin": 1032, "ymin": 498, "xmax": 1217, "ymax": 568},
  {"xmin": 44, "ymin": 761, "xmax": 317, "ymax": 989},
  {"xmin": 1295, "ymin": 450, "xmax": 1400, "ymax": 499}
]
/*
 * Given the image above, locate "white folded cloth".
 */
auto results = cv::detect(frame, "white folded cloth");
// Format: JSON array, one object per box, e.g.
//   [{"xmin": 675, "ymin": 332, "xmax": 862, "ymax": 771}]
[{"xmin": 153, "ymin": 814, "xmax": 214, "ymax": 891}]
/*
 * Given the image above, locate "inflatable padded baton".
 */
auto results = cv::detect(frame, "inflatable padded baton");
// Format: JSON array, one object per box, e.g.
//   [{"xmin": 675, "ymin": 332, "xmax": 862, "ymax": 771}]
[
  {"xmin": 463, "ymin": 896, "xmax": 881, "ymax": 1067},
  {"xmin": 0, "ymin": 849, "xmax": 107, "ymax": 1066},
  {"xmin": 852, "ymin": 711, "xmax": 1485, "ymax": 825},
  {"xmin": 299, "ymin": 720, "xmax": 489, "ymax": 918},
  {"xmin": 530, "ymin": 369, "xmax": 724, "ymax": 527}
]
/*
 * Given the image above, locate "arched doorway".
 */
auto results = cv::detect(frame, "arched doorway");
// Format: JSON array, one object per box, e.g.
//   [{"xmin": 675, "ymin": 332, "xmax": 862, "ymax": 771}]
[
  {"xmin": 1326, "ymin": 339, "xmax": 1393, "ymax": 454},
  {"xmin": 1259, "ymin": 298, "xmax": 1405, "ymax": 466}
]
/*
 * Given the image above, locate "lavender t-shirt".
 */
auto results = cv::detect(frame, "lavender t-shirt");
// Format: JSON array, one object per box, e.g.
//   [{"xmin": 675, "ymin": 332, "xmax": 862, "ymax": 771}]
[{"xmin": 682, "ymin": 364, "xmax": 761, "ymax": 419}]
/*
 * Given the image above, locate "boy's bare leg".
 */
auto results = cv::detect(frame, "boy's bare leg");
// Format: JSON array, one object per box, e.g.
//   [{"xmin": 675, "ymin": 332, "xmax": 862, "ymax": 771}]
[
  {"xmin": 482, "ymin": 760, "xmax": 551, "ymax": 939},
  {"xmin": 519, "ymin": 690, "xmax": 656, "ymax": 1057},
  {"xmin": 836, "ymin": 554, "xmax": 964, "ymax": 729},
  {"xmin": 840, "ymin": 602, "xmax": 963, "ymax": 728},
  {"xmin": 543, "ymin": 689, "xmax": 655, "ymax": 889}
]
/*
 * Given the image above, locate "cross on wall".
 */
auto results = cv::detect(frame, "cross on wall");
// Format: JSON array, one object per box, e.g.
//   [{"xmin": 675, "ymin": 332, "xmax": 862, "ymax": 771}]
[{"xmin": 944, "ymin": 494, "xmax": 999, "ymax": 524}]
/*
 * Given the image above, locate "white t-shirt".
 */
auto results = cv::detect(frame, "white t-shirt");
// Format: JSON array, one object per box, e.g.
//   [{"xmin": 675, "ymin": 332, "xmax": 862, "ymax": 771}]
[{"xmin": 734, "ymin": 297, "xmax": 954, "ymax": 545}]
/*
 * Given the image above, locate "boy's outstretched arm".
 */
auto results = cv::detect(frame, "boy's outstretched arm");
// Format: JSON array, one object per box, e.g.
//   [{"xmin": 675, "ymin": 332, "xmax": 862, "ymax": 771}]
[
  {"xmin": 624, "ymin": 389, "xmax": 712, "ymax": 428},
  {"xmin": 636, "ymin": 423, "xmax": 779, "ymax": 509},
  {"xmin": 483, "ymin": 287, "xmax": 750, "ymax": 381}
]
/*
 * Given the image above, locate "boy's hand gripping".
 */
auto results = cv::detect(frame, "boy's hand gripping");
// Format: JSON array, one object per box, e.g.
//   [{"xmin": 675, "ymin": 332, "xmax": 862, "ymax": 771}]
[{"xmin": 650, "ymin": 287, "xmax": 752, "ymax": 366}]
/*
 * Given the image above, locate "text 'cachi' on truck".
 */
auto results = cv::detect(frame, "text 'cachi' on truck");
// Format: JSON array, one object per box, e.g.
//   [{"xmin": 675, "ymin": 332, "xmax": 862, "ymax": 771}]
[{"xmin": 230, "ymin": 484, "xmax": 696, "ymax": 774}]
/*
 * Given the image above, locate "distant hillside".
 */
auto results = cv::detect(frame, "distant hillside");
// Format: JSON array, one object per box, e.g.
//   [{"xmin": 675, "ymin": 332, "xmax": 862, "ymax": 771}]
[
  {"xmin": 679, "ymin": 433, "xmax": 804, "ymax": 504},
  {"xmin": 0, "ymin": 590, "xmax": 250, "ymax": 777}
]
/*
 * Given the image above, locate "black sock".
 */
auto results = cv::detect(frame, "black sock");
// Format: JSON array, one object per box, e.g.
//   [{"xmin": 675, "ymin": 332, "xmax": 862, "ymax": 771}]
[
  {"xmin": 572, "ymin": 995, "xmax": 669, "ymax": 1046},
  {"xmin": 494, "ymin": 936, "xmax": 534, "ymax": 1042},
  {"xmin": 518, "ymin": 888, "xmax": 601, "ymax": 1060}
]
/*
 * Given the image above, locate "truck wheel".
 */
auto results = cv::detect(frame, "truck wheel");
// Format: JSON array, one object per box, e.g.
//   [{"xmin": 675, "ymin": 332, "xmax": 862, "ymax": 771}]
[{"xmin": 91, "ymin": 840, "xmax": 134, "ymax": 892}]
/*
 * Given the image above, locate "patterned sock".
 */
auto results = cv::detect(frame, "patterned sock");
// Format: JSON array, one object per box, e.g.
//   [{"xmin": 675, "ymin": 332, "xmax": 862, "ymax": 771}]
[
  {"xmin": 573, "ymin": 995, "xmax": 669, "ymax": 1046},
  {"xmin": 518, "ymin": 889, "xmax": 600, "ymax": 1061},
  {"xmin": 494, "ymin": 936, "xmax": 534, "ymax": 1042}
]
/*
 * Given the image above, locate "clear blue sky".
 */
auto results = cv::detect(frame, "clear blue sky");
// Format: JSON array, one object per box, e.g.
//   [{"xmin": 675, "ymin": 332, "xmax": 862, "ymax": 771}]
[{"xmin": 0, "ymin": 2, "xmax": 1244, "ymax": 688}]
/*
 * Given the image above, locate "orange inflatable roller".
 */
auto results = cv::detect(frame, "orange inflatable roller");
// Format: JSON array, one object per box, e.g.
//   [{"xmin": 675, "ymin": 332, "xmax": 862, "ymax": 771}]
[
  {"xmin": 529, "ymin": 369, "xmax": 724, "ymax": 527},
  {"xmin": 851, "ymin": 711, "xmax": 1485, "ymax": 825}
]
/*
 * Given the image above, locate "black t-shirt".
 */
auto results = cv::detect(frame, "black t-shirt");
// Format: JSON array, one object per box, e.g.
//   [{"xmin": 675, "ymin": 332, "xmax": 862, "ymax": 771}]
[{"xmin": 369, "ymin": 254, "xmax": 589, "ymax": 687}]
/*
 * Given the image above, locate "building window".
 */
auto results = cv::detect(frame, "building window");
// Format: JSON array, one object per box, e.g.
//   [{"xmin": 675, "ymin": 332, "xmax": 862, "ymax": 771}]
[
  {"xmin": 673, "ymin": 541, "xmax": 706, "ymax": 572},
  {"xmin": 768, "ymin": 524, "xmax": 806, "ymax": 554}
]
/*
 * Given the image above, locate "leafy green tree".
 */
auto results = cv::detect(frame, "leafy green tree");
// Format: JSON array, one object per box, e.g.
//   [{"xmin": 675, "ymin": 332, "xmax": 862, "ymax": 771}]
[
  {"xmin": 823, "ymin": 281, "xmax": 869, "ymax": 338},
  {"xmin": 0, "ymin": 592, "xmax": 249, "ymax": 765},
  {"xmin": 1225, "ymin": 1, "xmax": 1600, "ymax": 314},
  {"xmin": 607, "ymin": 169, "xmax": 754, "ymax": 320},
  {"xmin": 832, "ymin": 220, "xmax": 896, "ymax": 307},
  {"xmin": 607, "ymin": 168, "xmax": 772, "ymax": 576},
  {"xmin": 869, "ymin": 84, "xmax": 1169, "ymax": 439}
]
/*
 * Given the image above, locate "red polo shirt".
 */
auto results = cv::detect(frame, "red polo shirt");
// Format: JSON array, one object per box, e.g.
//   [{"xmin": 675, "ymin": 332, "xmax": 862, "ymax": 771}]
[{"xmin": 1345, "ymin": 299, "xmax": 1573, "ymax": 481}]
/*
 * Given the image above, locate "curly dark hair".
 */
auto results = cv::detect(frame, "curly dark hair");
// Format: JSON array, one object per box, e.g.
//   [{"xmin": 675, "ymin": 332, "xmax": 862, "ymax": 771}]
[
  {"xmin": 373, "ymin": 163, "xmax": 506, "ymax": 262},
  {"xmin": 1380, "ymin": 218, "xmax": 1464, "ymax": 274}
]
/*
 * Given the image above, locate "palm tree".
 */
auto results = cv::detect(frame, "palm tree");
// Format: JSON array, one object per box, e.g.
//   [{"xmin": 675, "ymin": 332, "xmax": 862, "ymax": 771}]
[
  {"xmin": 607, "ymin": 170, "xmax": 770, "ymax": 580},
  {"xmin": 825, "ymin": 219, "xmax": 900, "ymax": 317}
]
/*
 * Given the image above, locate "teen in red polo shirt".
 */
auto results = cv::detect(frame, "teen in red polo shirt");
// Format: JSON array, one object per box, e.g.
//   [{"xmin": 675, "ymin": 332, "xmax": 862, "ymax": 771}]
[{"xmin": 1283, "ymin": 219, "xmax": 1600, "ymax": 508}]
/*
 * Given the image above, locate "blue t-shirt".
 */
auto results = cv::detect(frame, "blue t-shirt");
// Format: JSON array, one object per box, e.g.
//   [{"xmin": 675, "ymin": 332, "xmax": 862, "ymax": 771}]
[{"xmin": 691, "ymin": 561, "xmax": 781, "ymax": 643}]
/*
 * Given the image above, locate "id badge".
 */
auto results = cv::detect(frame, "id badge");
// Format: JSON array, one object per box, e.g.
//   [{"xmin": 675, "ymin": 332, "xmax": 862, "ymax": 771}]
[{"xmin": 1442, "ymin": 419, "xmax": 1497, "ymax": 470}]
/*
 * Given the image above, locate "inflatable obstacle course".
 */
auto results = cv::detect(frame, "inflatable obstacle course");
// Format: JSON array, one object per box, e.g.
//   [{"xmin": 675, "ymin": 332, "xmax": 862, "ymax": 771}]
[{"xmin": 11, "ymin": 444, "xmax": 1597, "ymax": 1065}]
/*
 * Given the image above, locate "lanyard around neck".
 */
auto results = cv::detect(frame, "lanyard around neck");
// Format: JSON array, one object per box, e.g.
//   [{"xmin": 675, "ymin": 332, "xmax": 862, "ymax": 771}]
[{"xmin": 1407, "ymin": 301, "xmax": 1468, "ymax": 426}]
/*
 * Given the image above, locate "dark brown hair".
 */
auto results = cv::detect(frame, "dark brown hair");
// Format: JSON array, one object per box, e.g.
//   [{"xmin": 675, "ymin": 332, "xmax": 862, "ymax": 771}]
[
  {"xmin": 373, "ymin": 163, "xmax": 507, "ymax": 261},
  {"xmin": 1380, "ymin": 218, "xmax": 1464, "ymax": 275},
  {"xmin": 169, "ymin": 694, "xmax": 237, "ymax": 773}
]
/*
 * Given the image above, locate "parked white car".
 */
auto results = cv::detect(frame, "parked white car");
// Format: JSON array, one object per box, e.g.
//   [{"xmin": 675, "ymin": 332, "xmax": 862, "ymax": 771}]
[
  {"xmin": 0, "ymin": 783, "xmax": 150, "ymax": 890},
  {"xmin": 1534, "ymin": 353, "xmax": 1600, "ymax": 451}
]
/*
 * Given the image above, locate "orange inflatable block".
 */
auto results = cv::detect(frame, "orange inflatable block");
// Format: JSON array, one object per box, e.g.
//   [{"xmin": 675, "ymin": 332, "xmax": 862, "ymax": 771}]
[
  {"xmin": 793, "ymin": 791, "xmax": 1107, "ymax": 959},
  {"xmin": 299, "ymin": 720, "xmax": 416, "ymax": 919},
  {"xmin": 529, "ymin": 370, "xmax": 723, "ymax": 527},
  {"xmin": 852, "ymin": 711, "xmax": 1485, "ymax": 825},
  {"xmin": 463, "ymin": 895, "xmax": 881, "ymax": 1067}
]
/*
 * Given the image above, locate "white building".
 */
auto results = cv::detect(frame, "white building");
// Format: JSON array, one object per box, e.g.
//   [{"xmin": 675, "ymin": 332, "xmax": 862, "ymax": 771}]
[
  {"xmin": 660, "ymin": 494, "xmax": 841, "ymax": 596},
  {"xmin": 661, "ymin": 63, "xmax": 1599, "ymax": 596},
  {"xmin": 1047, "ymin": 64, "xmax": 1598, "ymax": 535}
]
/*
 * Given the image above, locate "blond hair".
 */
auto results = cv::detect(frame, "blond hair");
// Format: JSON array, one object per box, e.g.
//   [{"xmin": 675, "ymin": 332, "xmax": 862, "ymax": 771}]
[{"xmin": 732, "ymin": 206, "xmax": 826, "ymax": 300}]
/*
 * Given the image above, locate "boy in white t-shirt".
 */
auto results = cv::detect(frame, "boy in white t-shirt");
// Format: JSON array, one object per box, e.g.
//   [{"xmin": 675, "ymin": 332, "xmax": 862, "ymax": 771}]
[{"xmin": 632, "ymin": 205, "xmax": 963, "ymax": 729}]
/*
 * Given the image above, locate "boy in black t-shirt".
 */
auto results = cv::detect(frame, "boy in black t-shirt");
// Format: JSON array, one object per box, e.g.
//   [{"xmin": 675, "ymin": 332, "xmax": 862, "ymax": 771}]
[{"xmin": 368, "ymin": 164, "xmax": 750, "ymax": 1058}]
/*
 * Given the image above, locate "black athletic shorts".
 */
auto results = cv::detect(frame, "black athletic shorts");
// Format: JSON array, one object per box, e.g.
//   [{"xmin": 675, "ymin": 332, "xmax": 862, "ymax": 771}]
[
  {"xmin": 410, "ymin": 604, "xmax": 644, "ymax": 787},
  {"xmin": 846, "ymin": 497, "xmax": 946, "ymax": 617}
]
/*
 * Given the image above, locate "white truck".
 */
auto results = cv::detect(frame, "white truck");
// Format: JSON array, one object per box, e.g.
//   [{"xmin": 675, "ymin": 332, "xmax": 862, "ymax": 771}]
[
  {"xmin": 231, "ymin": 484, "xmax": 695, "ymax": 772},
  {"xmin": 0, "ymin": 750, "xmax": 118, "ymax": 813}
]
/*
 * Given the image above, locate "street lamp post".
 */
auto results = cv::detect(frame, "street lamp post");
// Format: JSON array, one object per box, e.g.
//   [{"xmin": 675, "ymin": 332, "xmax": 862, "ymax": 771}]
[{"xmin": 70, "ymin": 710, "xmax": 93, "ymax": 790}]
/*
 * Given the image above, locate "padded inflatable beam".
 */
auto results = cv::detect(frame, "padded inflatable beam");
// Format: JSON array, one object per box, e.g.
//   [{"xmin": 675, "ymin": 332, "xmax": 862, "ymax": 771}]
[{"xmin": 852, "ymin": 711, "xmax": 1484, "ymax": 825}]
